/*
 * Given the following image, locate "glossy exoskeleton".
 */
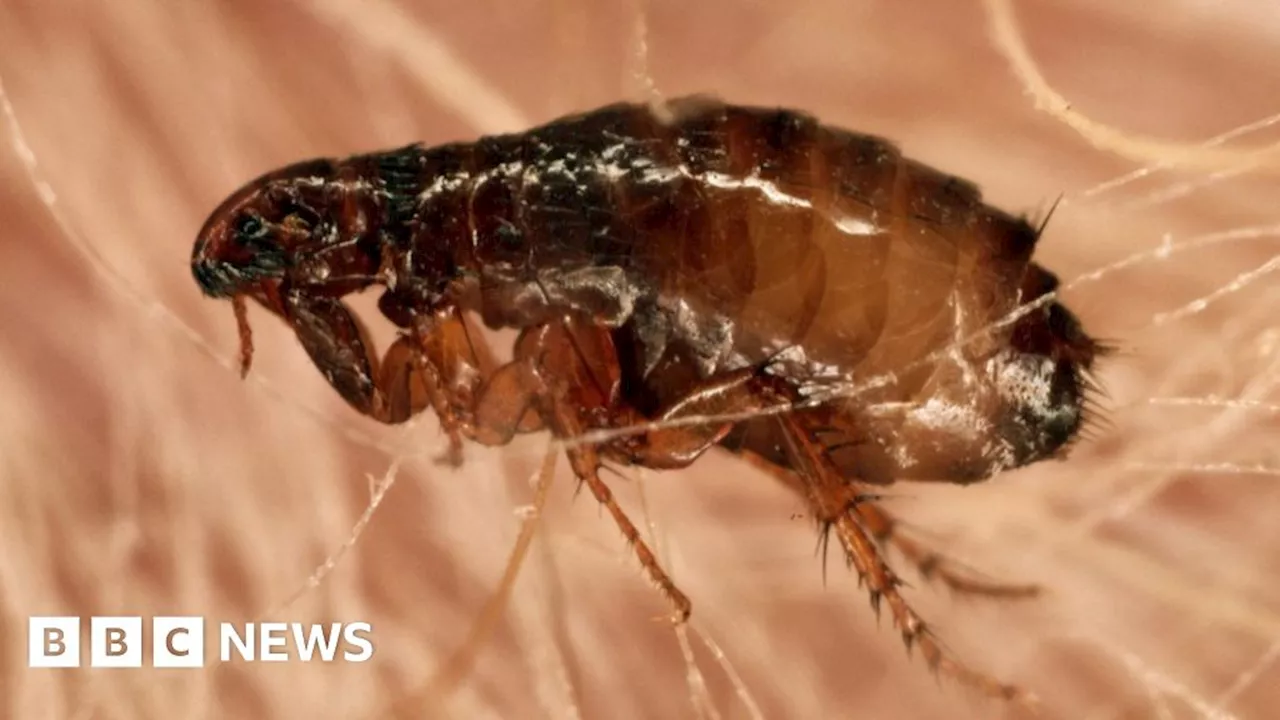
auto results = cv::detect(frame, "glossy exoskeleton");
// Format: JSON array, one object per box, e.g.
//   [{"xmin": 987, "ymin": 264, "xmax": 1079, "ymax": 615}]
[{"xmin": 192, "ymin": 96, "xmax": 1104, "ymax": 704}]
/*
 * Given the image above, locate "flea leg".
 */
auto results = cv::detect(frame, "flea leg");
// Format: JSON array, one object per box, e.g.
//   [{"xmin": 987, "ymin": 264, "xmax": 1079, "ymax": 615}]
[
  {"xmin": 739, "ymin": 451, "xmax": 1042, "ymax": 600},
  {"xmin": 855, "ymin": 501, "xmax": 1041, "ymax": 599},
  {"xmin": 458, "ymin": 321, "xmax": 691, "ymax": 622},
  {"xmin": 280, "ymin": 293, "xmax": 535, "ymax": 467},
  {"xmin": 407, "ymin": 308, "xmax": 506, "ymax": 467},
  {"xmin": 280, "ymin": 292, "xmax": 429, "ymax": 424},
  {"xmin": 775, "ymin": 413, "xmax": 1035, "ymax": 707},
  {"xmin": 277, "ymin": 294, "xmax": 482, "ymax": 425},
  {"xmin": 570, "ymin": 361, "xmax": 1036, "ymax": 703},
  {"xmin": 542, "ymin": 383, "xmax": 692, "ymax": 623}
]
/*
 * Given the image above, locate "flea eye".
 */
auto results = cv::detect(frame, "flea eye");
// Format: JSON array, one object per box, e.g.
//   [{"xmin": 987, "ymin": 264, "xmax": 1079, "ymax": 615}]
[
  {"xmin": 496, "ymin": 221, "xmax": 524, "ymax": 249},
  {"xmin": 235, "ymin": 214, "xmax": 268, "ymax": 240}
]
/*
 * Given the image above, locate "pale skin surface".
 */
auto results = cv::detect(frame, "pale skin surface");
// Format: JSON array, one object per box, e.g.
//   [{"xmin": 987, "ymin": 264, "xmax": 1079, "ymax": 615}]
[{"xmin": 1, "ymin": 2, "xmax": 1278, "ymax": 719}]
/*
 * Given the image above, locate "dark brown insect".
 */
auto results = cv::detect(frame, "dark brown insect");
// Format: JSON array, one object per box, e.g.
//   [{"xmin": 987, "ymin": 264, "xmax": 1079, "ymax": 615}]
[{"xmin": 191, "ymin": 96, "xmax": 1104, "ymax": 704}]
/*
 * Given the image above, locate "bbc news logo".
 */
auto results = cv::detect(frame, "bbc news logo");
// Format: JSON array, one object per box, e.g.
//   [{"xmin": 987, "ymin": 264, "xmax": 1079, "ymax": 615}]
[{"xmin": 28, "ymin": 617, "xmax": 374, "ymax": 668}]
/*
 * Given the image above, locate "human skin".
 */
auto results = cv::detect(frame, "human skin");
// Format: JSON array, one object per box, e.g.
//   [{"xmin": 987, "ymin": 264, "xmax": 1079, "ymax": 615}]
[{"xmin": 1, "ymin": 2, "xmax": 1277, "ymax": 719}]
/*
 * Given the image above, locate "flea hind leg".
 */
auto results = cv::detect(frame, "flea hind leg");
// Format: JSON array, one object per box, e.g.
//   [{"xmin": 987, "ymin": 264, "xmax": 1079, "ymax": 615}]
[
  {"xmin": 855, "ymin": 501, "xmax": 1041, "ymax": 599},
  {"xmin": 587, "ymin": 366, "xmax": 1037, "ymax": 704},
  {"xmin": 774, "ymin": 413, "xmax": 1036, "ymax": 707},
  {"xmin": 739, "ymin": 451, "xmax": 1041, "ymax": 600}
]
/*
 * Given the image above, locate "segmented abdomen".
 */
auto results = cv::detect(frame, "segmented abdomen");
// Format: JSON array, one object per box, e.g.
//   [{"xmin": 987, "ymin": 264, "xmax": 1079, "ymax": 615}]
[{"xmin": 387, "ymin": 97, "xmax": 1041, "ymax": 400}]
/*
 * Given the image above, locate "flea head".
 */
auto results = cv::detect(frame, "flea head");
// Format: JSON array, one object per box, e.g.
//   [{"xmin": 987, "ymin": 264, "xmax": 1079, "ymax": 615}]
[
  {"xmin": 191, "ymin": 156, "xmax": 385, "ymax": 304},
  {"xmin": 192, "ymin": 156, "xmax": 387, "ymax": 376}
]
